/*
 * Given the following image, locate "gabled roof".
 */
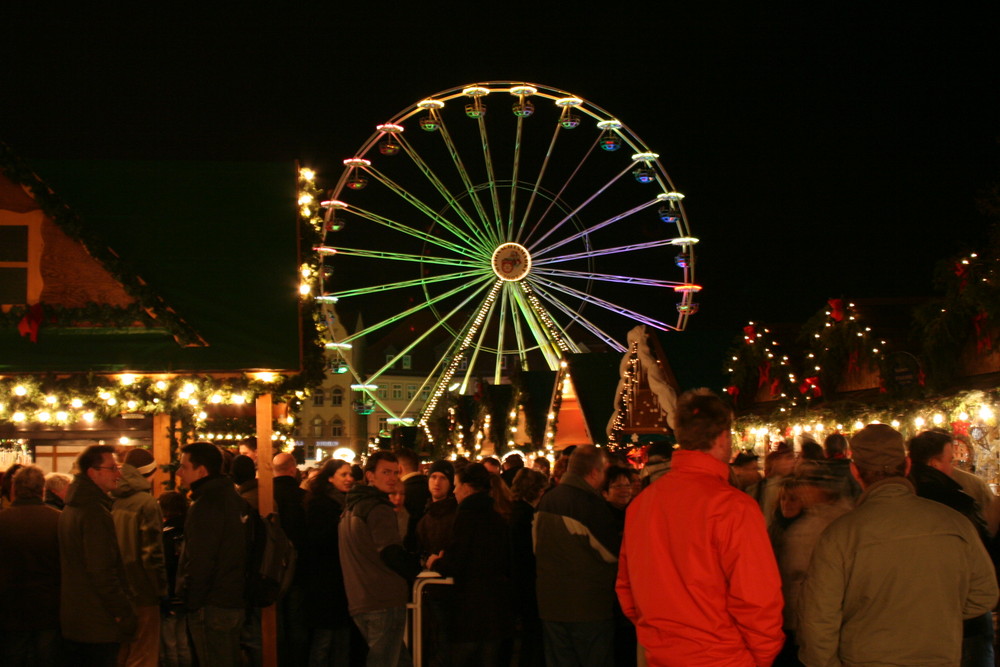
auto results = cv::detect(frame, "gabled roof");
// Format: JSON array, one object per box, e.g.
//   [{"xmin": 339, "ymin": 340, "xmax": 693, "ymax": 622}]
[{"xmin": 0, "ymin": 146, "xmax": 301, "ymax": 374}]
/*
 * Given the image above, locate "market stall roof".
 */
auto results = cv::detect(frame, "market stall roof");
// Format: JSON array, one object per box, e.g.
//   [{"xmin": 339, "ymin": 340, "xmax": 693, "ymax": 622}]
[
  {"xmin": 564, "ymin": 352, "xmax": 621, "ymax": 444},
  {"xmin": 0, "ymin": 152, "xmax": 300, "ymax": 374}
]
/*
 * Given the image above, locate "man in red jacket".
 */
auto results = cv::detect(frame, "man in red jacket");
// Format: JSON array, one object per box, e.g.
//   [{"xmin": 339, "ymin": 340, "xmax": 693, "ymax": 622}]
[{"xmin": 616, "ymin": 389, "xmax": 783, "ymax": 667}]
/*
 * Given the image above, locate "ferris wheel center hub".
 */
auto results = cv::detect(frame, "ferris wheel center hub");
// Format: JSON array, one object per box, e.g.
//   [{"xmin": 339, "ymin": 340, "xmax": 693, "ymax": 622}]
[{"xmin": 491, "ymin": 243, "xmax": 532, "ymax": 281}]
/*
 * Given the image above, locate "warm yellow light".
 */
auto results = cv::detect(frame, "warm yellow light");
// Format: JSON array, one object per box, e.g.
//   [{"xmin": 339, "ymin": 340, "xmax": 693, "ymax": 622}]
[
  {"xmin": 914, "ymin": 416, "xmax": 925, "ymax": 427},
  {"xmin": 792, "ymin": 425, "xmax": 802, "ymax": 435},
  {"xmin": 299, "ymin": 283, "xmax": 311, "ymax": 296},
  {"xmin": 815, "ymin": 423, "xmax": 825, "ymax": 432},
  {"xmin": 126, "ymin": 400, "xmax": 138, "ymax": 410},
  {"xmin": 56, "ymin": 411, "xmax": 68, "ymax": 421},
  {"xmin": 45, "ymin": 395, "xmax": 57, "ymax": 405},
  {"xmin": 155, "ymin": 381, "xmax": 168, "ymax": 391},
  {"xmin": 83, "ymin": 412, "xmax": 96, "ymax": 422},
  {"xmin": 286, "ymin": 416, "xmax": 295, "ymax": 425},
  {"xmin": 932, "ymin": 413, "xmax": 944, "ymax": 425},
  {"xmin": 853, "ymin": 421, "xmax": 864, "ymax": 431},
  {"xmin": 979, "ymin": 405, "xmax": 994, "ymax": 421},
  {"xmin": 119, "ymin": 374, "xmax": 136, "ymax": 386},
  {"xmin": 37, "ymin": 412, "xmax": 50, "ymax": 422},
  {"xmin": 71, "ymin": 398, "xmax": 83, "ymax": 408},
  {"xmin": 211, "ymin": 394, "xmax": 223, "ymax": 404},
  {"xmin": 13, "ymin": 386, "xmax": 27, "ymax": 396},
  {"xmin": 891, "ymin": 420, "xmax": 901, "ymax": 428},
  {"xmin": 232, "ymin": 394, "xmax": 247, "ymax": 405},
  {"xmin": 300, "ymin": 168, "xmax": 315, "ymax": 181},
  {"xmin": 255, "ymin": 372, "xmax": 275, "ymax": 383},
  {"xmin": 197, "ymin": 411, "xmax": 207, "ymax": 420},
  {"xmin": 958, "ymin": 411, "xmax": 969, "ymax": 421},
  {"xmin": 11, "ymin": 412, "xmax": 26, "ymax": 422},
  {"xmin": 106, "ymin": 397, "xmax": 117, "ymax": 406},
  {"xmin": 119, "ymin": 436, "xmax": 130, "ymax": 445}
]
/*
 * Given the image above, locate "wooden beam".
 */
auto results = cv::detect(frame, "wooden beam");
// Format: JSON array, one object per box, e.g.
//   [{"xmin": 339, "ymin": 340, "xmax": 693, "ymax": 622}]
[
  {"xmin": 256, "ymin": 394, "xmax": 277, "ymax": 667},
  {"xmin": 151, "ymin": 413, "xmax": 171, "ymax": 498}
]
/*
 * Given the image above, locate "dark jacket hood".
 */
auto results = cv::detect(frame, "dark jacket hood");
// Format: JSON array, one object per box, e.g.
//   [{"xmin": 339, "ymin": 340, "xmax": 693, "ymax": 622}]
[
  {"xmin": 112, "ymin": 463, "xmax": 152, "ymax": 498},
  {"xmin": 345, "ymin": 483, "xmax": 392, "ymax": 521}
]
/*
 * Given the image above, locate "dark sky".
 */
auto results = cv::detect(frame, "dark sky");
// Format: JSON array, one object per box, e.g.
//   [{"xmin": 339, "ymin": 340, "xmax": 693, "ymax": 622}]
[{"xmin": 4, "ymin": 5, "xmax": 999, "ymax": 343}]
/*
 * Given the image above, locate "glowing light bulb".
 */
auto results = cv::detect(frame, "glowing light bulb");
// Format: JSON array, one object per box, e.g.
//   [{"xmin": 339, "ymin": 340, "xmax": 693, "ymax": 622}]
[
  {"xmin": 45, "ymin": 395, "xmax": 57, "ymax": 405},
  {"xmin": 119, "ymin": 437, "xmax": 130, "ymax": 445},
  {"xmin": 13, "ymin": 386, "xmax": 27, "ymax": 396},
  {"xmin": 12, "ymin": 412, "xmax": 26, "ymax": 422},
  {"xmin": 71, "ymin": 398, "xmax": 83, "ymax": 408},
  {"xmin": 155, "ymin": 381, "xmax": 168, "ymax": 391},
  {"xmin": 853, "ymin": 421, "xmax": 864, "ymax": 431},
  {"xmin": 979, "ymin": 405, "xmax": 994, "ymax": 421},
  {"xmin": 958, "ymin": 412, "xmax": 969, "ymax": 421},
  {"xmin": 37, "ymin": 412, "xmax": 50, "ymax": 422},
  {"xmin": 119, "ymin": 374, "xmax": 136, "ymax": 386},
  {"xmin": 891, "ymin": 420, "xmax": 900, "ymax": 428},
  {"xmin": 932, "ymin": 413, "xmax": 944, "ymax": 425},
  {"xmin": 56, "ymin": 411, "xmax": 68, "ymax": 421},
  {"xmin": 914, "ymin": 416, "xmax": 925, "ymax": 427}
]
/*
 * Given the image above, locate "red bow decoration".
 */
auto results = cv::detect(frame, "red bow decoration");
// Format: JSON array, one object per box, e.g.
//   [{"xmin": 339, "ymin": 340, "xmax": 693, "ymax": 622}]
[
  {"xmin": 955, "ymin": 261, "xmax": 969, "ymax": 291},
  {"xmin": 758, "ymin": 361, "xmax": 771, "ymax": 388},
  {"xmin": 799, "ymin": 376, "xmax": 822, "ymax": 397},
  {"xmin": 828, "ymin": 298, "xmax": 845, "ymax": 322},
  {"xmin": 17, "ymin": 304, "xmax": 44, "ymax": 343},
  {"xmin": 951, "ymin": 421, "xmax": 970, "ymax": 437},
  {"xmin": 743, "ymin": 324, "xmax": 756, "ymax": 344},
  {"xmin": 725, "ymin": 385, "xmax": 740, "ymax": 399},
  {"xmin": 769, "ymin": 378, "xmax": 781, "ymax": 398},
  {"xmin": 973, "ymin": 312, "xmax": 992, "ymax": 353}
]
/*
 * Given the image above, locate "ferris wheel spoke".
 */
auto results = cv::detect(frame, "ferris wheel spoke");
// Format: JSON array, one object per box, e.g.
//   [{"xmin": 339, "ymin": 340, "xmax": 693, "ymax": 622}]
[
  {"xmin": 532, "ymin": 267, "xmax": 687, "ymax": 288},
  {"xmin": 528, "ymin": 160, "xmax": 639, "ymax": 253},
  {"xmin": 521, "ymin": 136, "xmax": 601, "ymax": 247},
  {"xmin": 506, "ymin": 116, "xmax": 526, "ymax": 241},
  {"xmin": 330, "ymin": 247, "xmax": 484, "ymax": 268},
  {"xmin": 340, "ymin": 275, "xmax": 496, "ymax": 343},
  {"xmin": 509, "ymin": 284, "xmax": 563, "ymax": 368},
  {"xmin": 361, "ymin": 165, "xmax": 494, "ymax": 256},
  {"xmin": 419, "ymin": 280, "xmax": 504, "ymax": 423},
  {"xmin": 346, "ymin": 205, "xmax": 489, "ymax": 260},
  {"xmin": 327, "ymin": 269, "xmax": 486, "ymax": 299},
  {"xmin": 475, "ymin": 117, "xmax": 505, "ymax": 238},
  {"xmin": 529, "ymin": 275, "xmax": 675, "ymax": 332},
  {"xmin": 494, "ymin": 285, "xmax": 510, "ymax": 383},
  {"xmin": 531, "ymin": 199, "xmax": 661, "ymax": 259},
  {"xmin": 462, "ymin": 284, "xmax": 502, "ymax": 391},
  {"xmin": 527, "ymin": 281, "xmax": 628, "ymax": 352},
  {"xmin": 532, "ymin": 239, "xmax": 678, "ymax": 265},
  {"xmin": 507, "ymin": 283, "xmax": 529, "ymax": 370},
  {"xmin": 515, "ymin": 121, "xmax": 563, "ymax": 244},
  {"xmin": 435, "ymin": 118, "xmax": 502, "ymax": 244},
  {"xmin": 364, "ymin": 279, "xmax": 497, "ymax": 384},
  {"xmin": 395, "ymin": 132, "xmax": 498, "ymax": 251},
  {"xmin": 520, "ymin": 282, "xmax": 579, "ymax": 354}
]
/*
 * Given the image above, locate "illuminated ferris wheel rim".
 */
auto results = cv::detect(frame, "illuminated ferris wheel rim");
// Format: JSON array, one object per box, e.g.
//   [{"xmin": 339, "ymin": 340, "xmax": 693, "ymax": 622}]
[{"xmin": 318, "ymin": 81, "xmax": 701, "ymax": 436}]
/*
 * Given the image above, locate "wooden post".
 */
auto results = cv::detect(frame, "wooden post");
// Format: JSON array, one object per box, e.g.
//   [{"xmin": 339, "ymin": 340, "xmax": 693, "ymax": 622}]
[
  {"xmin": 151, "ymin": 414, "xmax": 172, "ymax": 498},
  {"xmin": 256, "ymin": 394, "xmax": 277, "ymax": 667}
]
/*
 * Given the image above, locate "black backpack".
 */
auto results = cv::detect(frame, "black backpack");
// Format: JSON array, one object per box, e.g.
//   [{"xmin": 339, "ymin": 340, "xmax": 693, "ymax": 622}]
[{"xmin": 243, "ymin": 503, "xmax": 297, "ymax": 607}]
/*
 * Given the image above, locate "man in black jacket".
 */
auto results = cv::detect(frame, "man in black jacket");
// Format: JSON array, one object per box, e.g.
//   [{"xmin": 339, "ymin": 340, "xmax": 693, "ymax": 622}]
[
  {"xmin": 272, "ymin": 452, "xmax": 308, "ymax": 665},
  {"xmin": 177, "ymin": 442, "xmax": 247, "ymax": 667}
]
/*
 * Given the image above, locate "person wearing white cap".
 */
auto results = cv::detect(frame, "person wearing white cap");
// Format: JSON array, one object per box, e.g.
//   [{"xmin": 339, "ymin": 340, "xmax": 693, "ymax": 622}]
[{"xmin": 112, "ymin": 448, "xmax": 167, "ymax": 667}]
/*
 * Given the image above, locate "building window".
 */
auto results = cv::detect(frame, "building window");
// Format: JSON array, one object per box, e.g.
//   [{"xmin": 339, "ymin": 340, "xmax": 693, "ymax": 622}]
[
  {"xmin": 385, "ymin": 353, "xmax": 396, "ymax": 369},
  {"xmin": 406, "ymin": 384, "xmax": 417, "ymax": 400},
  {"xmin": 312, "ymin": 389, "xmax": 325, "ymax": 407},
  {"xmin": 392, "ymin": 384, "xmax": 402, "ymax": 399},
  {"xmin": 377, "ymin": 384, "xmax": 387, "ymax": 400},
  {"xmin": 311, "ymin": 417, "xmax": 324, "ymax": 437},
  {"xmin": 331, "ymin": 418, "xmax": 344, "ymax": 437},
  {"xmin": 0, "ymin": 224, "xmax": 29, "ymax": 305},
  {"xmin": 331, "ymin": 387, "xmax": 343, "ymax": 406},
  {"xmin": 377, "ymin": 415, "xmax": 390, "ymax": 435},
  {"xmin": 402, "ymin": 355, "xmax": 412, "ymax": 369},
  {"xmin": 421, "ymin": 387, "xmax": 430, "ymax": 401}
]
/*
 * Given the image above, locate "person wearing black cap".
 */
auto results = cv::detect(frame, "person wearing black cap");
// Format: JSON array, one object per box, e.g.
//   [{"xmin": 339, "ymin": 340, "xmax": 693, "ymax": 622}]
[
  {"xmin": 112, "ymin": 448, "xmax": 167, "ymax": 667},
  {"xmin": 416, "ymin": 460, "xmax": 458, "ymax": 558},
  {"xmin": 798, "ymin": 424, "xmax": 998, "ymax": 666}
]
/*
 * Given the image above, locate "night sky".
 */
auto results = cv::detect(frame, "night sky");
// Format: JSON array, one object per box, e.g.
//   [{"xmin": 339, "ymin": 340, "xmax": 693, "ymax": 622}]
[{"xmin": 5, "ymin": 5, "xmax": 999, "ymax": 376}]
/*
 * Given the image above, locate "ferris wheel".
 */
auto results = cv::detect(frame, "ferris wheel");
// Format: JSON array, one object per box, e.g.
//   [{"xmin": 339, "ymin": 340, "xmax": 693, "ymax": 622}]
[{"xmin": 317, "ymin": 82, "xmax": 699, "ymax": 435}]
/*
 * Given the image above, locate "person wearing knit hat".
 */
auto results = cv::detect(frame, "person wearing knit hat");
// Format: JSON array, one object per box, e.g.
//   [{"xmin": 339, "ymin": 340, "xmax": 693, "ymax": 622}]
[
  {"xmin": 798, "ymin": 424, "xmax": 998, "ymax": 666},
  {"xmin": 112, "ymin": 449, "xmax": 167, "ymax": 667}
]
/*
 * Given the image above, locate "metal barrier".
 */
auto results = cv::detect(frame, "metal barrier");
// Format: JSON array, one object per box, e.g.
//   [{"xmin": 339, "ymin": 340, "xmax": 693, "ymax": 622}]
[{"xmin": 408, "ymin": 572, "xmax": 454, "ymax": 667}]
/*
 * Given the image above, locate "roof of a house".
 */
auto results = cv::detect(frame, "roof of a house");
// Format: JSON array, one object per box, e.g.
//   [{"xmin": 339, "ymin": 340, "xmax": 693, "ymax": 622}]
[{"xmin": 0, "ymin": 153, "xmax": 301, "ymax": 374}]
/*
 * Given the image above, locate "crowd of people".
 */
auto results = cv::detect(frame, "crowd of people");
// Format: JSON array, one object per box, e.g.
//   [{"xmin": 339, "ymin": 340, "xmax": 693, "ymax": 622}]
[{"xmin": 0, "ymin": 387, "xmax": 997, "ymax": 667}]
